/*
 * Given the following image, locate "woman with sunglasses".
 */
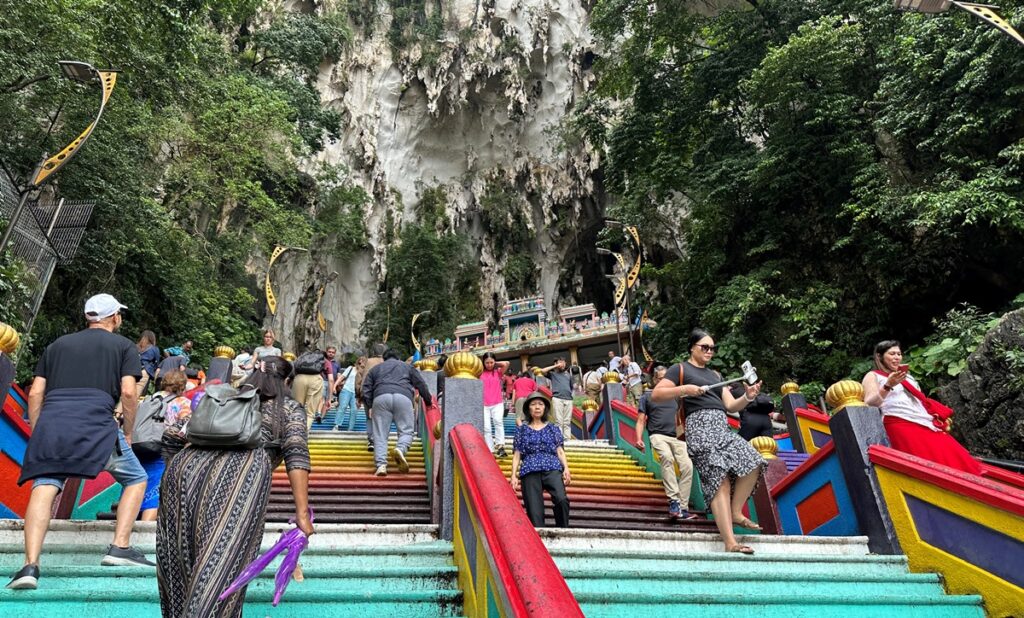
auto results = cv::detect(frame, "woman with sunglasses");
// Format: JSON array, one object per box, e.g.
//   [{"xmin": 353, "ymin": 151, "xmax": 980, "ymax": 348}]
[{"xmin": 652, "ymin": 328, "xmax": 766, "ymax": 554}]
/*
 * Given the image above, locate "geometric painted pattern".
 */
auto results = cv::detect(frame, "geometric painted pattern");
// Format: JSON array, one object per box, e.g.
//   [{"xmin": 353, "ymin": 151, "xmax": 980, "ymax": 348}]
[{"xmin": 796, "ymin": 481, "xmax": 840, "ymax": 534}]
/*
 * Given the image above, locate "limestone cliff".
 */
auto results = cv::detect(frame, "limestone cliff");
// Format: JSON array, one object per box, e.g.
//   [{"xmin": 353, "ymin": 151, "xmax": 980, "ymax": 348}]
[{"xmin": 267, "ymin": 0, "xmax": 610, "ymax": 352}]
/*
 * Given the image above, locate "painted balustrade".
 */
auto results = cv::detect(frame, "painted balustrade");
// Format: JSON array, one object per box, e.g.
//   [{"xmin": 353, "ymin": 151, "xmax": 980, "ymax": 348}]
[
  {"xmin": 869, "ymin": 444, "xmax": 1024, "ymax": 618},
  {"xmin": 449, "ymin": 424, "xmax": 583, "ymax": 618}
]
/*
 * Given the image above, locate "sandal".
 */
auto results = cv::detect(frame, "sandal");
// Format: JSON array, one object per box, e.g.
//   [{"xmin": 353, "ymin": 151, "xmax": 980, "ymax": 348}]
[
  {"xmin": 734, "ymin": 516, "xmax": 762, "ymax": 531},
  {"xmin": 726, "ymin": 544, "xmax": 755, "ymax": 555}
]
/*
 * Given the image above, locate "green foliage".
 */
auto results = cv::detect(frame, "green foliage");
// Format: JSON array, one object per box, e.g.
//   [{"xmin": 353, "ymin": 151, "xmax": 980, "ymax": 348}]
[
  {"xmin": 313, "ymin": 166, "xmax": 370, "ymax": 262},
  {"xmin": 360, "ymin": 223, "xmax": 481, "ymax": 357},
  {"xmin": 0, "ymin": 0, "xmax": 350, "ymax": 371},
  {"xmin": 0, "ymin": 253, "xmax": 37, "ymax": 330},
  {"xmin": 905, "ymin": 304, "xmax": 1001, "ymax": 390},
  {"xmin": 504, "ymin": 253, "xmax": 537, "ymax": 299},
  {"xmin": 590, "ymin": 0, "xmax": 1024, "ymax": 389}
]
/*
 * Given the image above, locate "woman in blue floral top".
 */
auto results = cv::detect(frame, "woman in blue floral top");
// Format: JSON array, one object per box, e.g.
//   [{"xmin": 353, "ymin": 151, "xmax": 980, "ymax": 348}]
[{"xmin": 511, "ymin": 391, "xmax": 571, "ymax": 527}]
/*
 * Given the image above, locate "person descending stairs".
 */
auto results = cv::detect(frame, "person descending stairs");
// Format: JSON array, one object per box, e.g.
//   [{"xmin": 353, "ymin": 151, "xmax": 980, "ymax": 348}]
[{"xmin": 496, "ymin": 437, "xmax": 719, "ymax": 532}]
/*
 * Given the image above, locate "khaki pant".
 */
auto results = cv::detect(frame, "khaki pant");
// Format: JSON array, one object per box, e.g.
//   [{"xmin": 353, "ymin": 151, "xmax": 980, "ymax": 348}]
[
  {"xmin": 136, "ymin": 372, "xmax": 151, "ymax": 399},
  {"xmin": 650, "ymin": 433, "xmax": 694, "ymax": 505},
  {"xmin": 552, "ymin": 397, "xmax": 574, "ymax": 441},
  {"xmin": 585, "ymin": 384, "xmax": 602, "ymax": 406},
  {"xmin": 292, "ymin": 373, "xmax": 325, "ymax": 430},
  {"xmin": 626, "ymin": 382, "xmax": 643, "ymax": 408}
]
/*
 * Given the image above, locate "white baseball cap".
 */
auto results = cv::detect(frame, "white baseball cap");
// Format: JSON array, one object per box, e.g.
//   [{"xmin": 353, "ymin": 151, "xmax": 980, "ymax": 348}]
[{"xmin": 84, "ymin": 293, "xmax": 128, "ymax": 321}]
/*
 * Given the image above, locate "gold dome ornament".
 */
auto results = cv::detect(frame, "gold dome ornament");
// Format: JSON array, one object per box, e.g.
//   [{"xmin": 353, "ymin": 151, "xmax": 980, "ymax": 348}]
[
  {"xmin": 601, "ymin": 370, "xmax": 621, "ymax": 384},
  {"xmin": 413, "ymin": 360, "xmax": 425, "ymax": 370},
  {"xmin": 825, "ymin": 380, "xmax": 866, "ymax": 414},
  {"xmin": 780, "ymin": 382, "xmax": 800, "ymax": 396},
  {"xmin": 213, "ymin": 345, "xmax": 235, "ymax": 359},
  {"xmin": 282, "ymin": 352, "xmax": 297, "ymax": 362},
  {"xmin": 0, "ymin": 322, "xmax": 20, "ymax": 355},
  {"xmin": 532, "ymin": 366, "xmax": 544, "ymax": 376},
  {"xmin": 751, "ymin": 436, "xmax": 778, "ymax": 460},
  {"xmin": 419, "ymin": 359, "xmax": 439, "ymax": 372},
  {"xmin": 444, "ymin": 351, "xmax": 483, "ymax": 379},
  {"xmin": 580, "ymin": 398, "xmax": 599, "ymax": 413}
]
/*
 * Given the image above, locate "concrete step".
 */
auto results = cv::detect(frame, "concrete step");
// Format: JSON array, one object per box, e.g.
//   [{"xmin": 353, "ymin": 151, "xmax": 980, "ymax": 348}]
[
  {"xmin": 540, "ymin": 528, "xmax": 873, "ymax": 556},
  {"xmin": 551, "ymin": 551, "xmax": 914, "ymax": 576}
]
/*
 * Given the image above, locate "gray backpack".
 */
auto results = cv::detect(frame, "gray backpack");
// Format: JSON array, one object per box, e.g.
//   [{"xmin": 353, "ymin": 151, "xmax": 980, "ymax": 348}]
[
  {"xmin": 187, "ymin": 383, "xmax": 263, "ymax": 448},
  {"xmin": 132, "ymin": 392, "xmax": 177, "ymax": 459}
]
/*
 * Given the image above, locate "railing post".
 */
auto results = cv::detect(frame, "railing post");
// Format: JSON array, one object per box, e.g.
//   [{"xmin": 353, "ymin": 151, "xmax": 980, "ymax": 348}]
[
  {"xmin": 781, "ymin": 389, "xmax": 809, "ymax": 453},
  {"xmin": 440, "ymin": 352, "xmax": 484, "ymax": 541},
  {"xmin": 827, "ymin": 380, "xmax": 901, "ymax": 554},
  {"xmin": 601, "ymin": 378, "xmax": 624, "ymax": 443}
]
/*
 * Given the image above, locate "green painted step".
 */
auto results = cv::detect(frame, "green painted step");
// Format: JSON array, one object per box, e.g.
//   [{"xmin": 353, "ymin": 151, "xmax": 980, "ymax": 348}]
[{"xmin": 0, "ymin": 540, "xmax": 464, "ymax": 617}]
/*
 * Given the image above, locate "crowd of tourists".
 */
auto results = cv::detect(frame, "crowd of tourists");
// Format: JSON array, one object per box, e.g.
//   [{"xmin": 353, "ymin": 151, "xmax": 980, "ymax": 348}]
[{"xmin": 6, "ymin": 292, "xmax": 984, "ymax": 610}]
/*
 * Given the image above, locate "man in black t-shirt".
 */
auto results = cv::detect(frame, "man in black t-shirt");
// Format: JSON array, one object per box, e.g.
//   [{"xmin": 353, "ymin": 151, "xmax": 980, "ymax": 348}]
[
  {"xmin": 8, "ymin": 294, "xmax": 154, "ymax": 591},
  {"xmin": 635, "ymin": 366, "xmax": 697, "ymax": 520}
]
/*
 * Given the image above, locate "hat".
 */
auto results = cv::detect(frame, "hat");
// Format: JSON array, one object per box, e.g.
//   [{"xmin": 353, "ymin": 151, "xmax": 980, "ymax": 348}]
[
  {"xmin": 84, "ymin": 294, "xmax": 127, "ymax": 321},
  {"xmin": 522, "ymin": 391, "xmax": 551, "ymax": 414}
]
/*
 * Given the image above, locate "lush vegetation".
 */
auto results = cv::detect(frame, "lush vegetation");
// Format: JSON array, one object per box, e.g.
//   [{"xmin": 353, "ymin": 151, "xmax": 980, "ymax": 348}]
[
  {"xmin": 588, "ymin": 0, "xmax": 1024, "ymax": 388},
  {"xmin": 0, "ymin": 0, "xmax": 360, "ymax": 373}
]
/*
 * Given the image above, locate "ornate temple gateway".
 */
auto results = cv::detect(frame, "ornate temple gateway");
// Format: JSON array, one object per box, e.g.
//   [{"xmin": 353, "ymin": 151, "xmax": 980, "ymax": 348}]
[{"xmin": 420, "ymin": 295, "xmax": 654, "ymax": 369}]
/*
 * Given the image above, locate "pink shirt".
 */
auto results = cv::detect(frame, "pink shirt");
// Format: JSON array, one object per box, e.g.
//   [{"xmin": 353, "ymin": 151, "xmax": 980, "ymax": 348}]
[
  {"xmin": 513, "ymin": 377, "xmax": 537, "ymax": 400},
  {"xmin": 481, "ymin": 367, "xmax": 505, "ymax": 406}
]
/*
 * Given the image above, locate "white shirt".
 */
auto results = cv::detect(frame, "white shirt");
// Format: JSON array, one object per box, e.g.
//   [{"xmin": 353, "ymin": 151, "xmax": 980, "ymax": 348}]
[
  {"xmin": 872, "ymin": 373, "xmax": 939, "ymax": 432},
  {"xmin": 609, "ymin": 356, "xmax": 622, "ymax": 371},
  {"xmin": 624, "ymin": 362, "xmax": 642, "ymax": 386}
]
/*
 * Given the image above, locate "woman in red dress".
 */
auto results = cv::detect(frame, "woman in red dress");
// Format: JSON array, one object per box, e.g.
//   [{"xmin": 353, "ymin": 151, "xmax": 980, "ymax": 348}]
[{"xmin": 861, "ymin": 340, "xmax": 981, "ymax": 475}]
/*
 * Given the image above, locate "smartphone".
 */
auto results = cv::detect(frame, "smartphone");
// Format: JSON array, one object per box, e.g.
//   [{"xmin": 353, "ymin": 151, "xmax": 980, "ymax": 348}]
[{"xmin": 897, "ymin": 364, "xmax": 909, "ymax": 373}]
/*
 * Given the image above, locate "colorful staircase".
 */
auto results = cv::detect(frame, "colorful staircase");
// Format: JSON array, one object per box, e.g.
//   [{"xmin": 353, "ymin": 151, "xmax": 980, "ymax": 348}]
[
  {"xmin": 0, "ymin": 521, "xmax": 463, "ymax": 616},
  {"xmin": 268, "ymin": 429, "xmax": 431, "ymax": 525},
  {"xmin": 540, "ymin": 528, "xmax": 986, "ymax": 617},
  {"xmin": 497, "ymin": 438, "xmax": 719, "ymax": 532}
]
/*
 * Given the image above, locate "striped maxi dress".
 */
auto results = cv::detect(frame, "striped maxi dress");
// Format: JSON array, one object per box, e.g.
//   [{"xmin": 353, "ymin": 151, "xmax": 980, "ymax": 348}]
[{"xmin": 156, "ymin": 397, "xmax": 310, "ymax": 618}]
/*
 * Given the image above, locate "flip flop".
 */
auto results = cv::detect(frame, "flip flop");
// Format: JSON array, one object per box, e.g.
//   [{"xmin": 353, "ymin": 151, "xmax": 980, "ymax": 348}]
[
  {"xmin": 734, "ymin": 516, "xmax": 762, "ymax": 531},
  {"xmin": 726, "ymin": 544, "xmax": 755, "ymax": 555}
]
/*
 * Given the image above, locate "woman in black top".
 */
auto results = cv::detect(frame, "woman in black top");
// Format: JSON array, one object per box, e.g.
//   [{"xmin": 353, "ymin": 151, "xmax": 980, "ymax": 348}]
[{"xmin": 652, "ymin": 329, "xmax": 766, "ymax": 554}]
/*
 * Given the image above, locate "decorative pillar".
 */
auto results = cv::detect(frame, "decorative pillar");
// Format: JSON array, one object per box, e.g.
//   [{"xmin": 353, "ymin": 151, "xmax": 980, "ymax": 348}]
[
  {"xmin": 440, "ymin": 351, "xmax": 483, "ymax": 540},
  {"xmin": 519, "ymin": 353, "xmax": 529, "ymax": 373},
  {"xmin": 207, "ymin": 345, "xmax": 235, "ymax": 384},
  {"xmin": 568, "ymin": 345, "xmax": 579, "ymax": 366},
  {"xmin": 599, "ymin": 371, "xmax": 623, "ymax": 442},
  {"xmin": 580, "ymin": 398, "xmax": 599, "ymax": 441},
  {"xmin": 779, "ymin": 382, "xmax": 809, "ymax": 453},
  {"xmin": 750, "ymin": 437, "xmax": 784, "ymax": 534},
  {"xmin": 826, "ymin": 380, "xmax": 901, "ymax": 555}
]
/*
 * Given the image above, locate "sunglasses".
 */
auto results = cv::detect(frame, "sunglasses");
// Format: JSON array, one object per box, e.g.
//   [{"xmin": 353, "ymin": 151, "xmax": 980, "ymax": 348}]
[{"xmin": 696, "ymin": 344, "xmax": 718, "ymax": 353}]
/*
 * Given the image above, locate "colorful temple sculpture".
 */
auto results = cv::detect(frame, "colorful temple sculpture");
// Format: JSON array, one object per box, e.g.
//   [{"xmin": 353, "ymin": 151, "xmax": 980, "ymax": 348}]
[{"xmin": 423, "ymin": 295, "xmax": 653, "ymax": 368}]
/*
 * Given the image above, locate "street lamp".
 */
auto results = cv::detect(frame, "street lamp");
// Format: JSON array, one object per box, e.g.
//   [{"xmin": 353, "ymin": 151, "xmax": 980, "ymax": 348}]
[
  {"xmin": 0, "ymin": 60, "xmax": 118, "ymax": 254},
  {"xmin": 894, "ymin": 0, "xmax": 1024, "ymax": 46}
]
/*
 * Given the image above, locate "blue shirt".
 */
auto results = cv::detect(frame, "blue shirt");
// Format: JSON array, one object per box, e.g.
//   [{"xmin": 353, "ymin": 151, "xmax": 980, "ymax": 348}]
[
  {"xmin": 139, "ymin": 344, "xmax": 160, "ymax": 378},
  {"xmin": 513, "ymin": 423, "xmax": 564, "ymax": 477}
]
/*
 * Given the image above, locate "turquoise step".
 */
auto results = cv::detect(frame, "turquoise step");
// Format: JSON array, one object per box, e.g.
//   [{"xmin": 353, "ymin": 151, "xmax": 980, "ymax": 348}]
[
  {"xmin": 574, "ymin": 594, "xmax": 985, "ymax": 618},
  {"xmin": 0, "ymin": 541, "xmax": 464, "ymax": 616}
]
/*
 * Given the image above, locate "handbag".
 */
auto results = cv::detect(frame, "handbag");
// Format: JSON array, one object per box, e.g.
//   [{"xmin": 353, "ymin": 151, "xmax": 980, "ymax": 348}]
[
  {"xmin": 187, "ymin": 383, "xmax": 263, "ymax": 448},
  {"xmin": 675, "ymin": 364, "xmax": 686, "ymax": 439},
  {"xmin": 873, "ymin": 370, "xmax": 952, "ymax": 430}
]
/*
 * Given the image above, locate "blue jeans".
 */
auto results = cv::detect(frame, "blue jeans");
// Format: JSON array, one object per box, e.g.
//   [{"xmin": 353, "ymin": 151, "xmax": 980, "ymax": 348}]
[
  {"xmin": 338, "ymin": 390, "xmax": 357, "ymax": 430},
  {"xmin": 32, "ymin": 429, "xmax": 148, "ymax": 491}
]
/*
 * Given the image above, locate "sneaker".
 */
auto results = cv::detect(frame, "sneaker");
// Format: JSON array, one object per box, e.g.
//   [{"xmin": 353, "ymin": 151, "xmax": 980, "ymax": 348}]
[
  {"xmin": 333, "ymin": 425, "xmax": 342, "ymax": 431},
  {"xmin": 6, "ymin": 564, "xmax": 39, "ymax": 590},
  {"xmin": 375, "ymin": 464, "xmax": 388, "ymax": 477},
  {"xmin": 680, "ymin": 510, "xmax": 700, "ymax": 520},
  {"xmin": 314, "ymin": 415, "xmax": 323, "ymax": 424},
  {"xmin": 367, "ymin": 441, "xmax": 374, "ymax": 452},
  {"xmin": 496, "ymin": 446, "xmax": 508, "ymax": 458},
  {"xmin": 392, "ymin": 448, "xmax": 409, "ymax": 473},
  {"xmin": 101, "ymin": 545, "xmax": 155, "ymax": 567},
  {"xmin": 668, "ymin": 500, "xmax": 682, "ymax": 519}
]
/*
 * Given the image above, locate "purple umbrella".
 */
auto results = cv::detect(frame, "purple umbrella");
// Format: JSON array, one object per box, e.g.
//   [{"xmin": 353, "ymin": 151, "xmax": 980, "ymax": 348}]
[{"xmin": 218, "ymin": 509, "xmax": 314, "ymax": 606}]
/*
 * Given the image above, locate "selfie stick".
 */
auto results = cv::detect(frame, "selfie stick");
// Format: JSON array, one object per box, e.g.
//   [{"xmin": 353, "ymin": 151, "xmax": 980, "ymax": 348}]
[{"xmin": 699, "ymin": 361, "xmax": 759, "ymax": 393}]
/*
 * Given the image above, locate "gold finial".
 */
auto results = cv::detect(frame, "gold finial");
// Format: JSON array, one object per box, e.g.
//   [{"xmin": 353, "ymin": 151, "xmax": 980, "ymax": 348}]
[
  {"xmin": 213, "ymin": 345, "xmax": 235, "ymax": 360},
  {"xmin": 751, "ymin": 436, "xmax": 778, "ymax": 459},
  {"xmin": 283, "ymin": 352, "xmax": 297, "ymax": 362},
  {"xmin": 580, "ymin": 398, "xmax": 599, "ymax": 412},
  {"xmin": 413, "ymin": 360, "xmax": 425, "ymax": 370},
  {"xmin": 444, "ymin": 351, "xmax": 483, "ymax": 379},
  {"xmin": 825, "ymin": 380, "xmax": 866, "ymax": 413},
  {"xmin": 0, "ymin": 322, "xmax": 20, "ymax": 355},
  {"xmin": 532, "ymin": 366, "xmax": 544, "ymax": 376},
  {"xmin": 601, "ymin": 370, "xmax": 622, "ymax": 384},
  {"xmin": 780, "ymin": 382, "xmax": 800, "ymax": 396},
  {"xmin": 420, "ymin": 359, "xmax": 439, "ymax": 372},
  {"xmin": 433, "ymin": 420, "xmax": 443, "ymax": 440}
]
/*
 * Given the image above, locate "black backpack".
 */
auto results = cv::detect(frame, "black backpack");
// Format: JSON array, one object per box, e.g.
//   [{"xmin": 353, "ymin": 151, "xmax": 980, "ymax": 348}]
[
  {"xmin": 294, "ymin": 350, "xmax": 325, "ymax": 375},
  {"xmin": 132, "ymin": 392, "xmax": 177, "ymax": 459}
]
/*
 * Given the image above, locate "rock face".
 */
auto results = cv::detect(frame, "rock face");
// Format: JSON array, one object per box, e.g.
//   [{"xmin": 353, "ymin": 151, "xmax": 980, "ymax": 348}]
[
  {"xmin": 269, "ymin": 0, "xmax": 610, "ymax": 351},
  {"xmin": 939, "ymin": 308, "xmax": 1024, "ymax": 461}
]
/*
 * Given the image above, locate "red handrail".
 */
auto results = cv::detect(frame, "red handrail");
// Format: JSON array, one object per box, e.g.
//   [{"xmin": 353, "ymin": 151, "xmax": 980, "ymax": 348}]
[
  {"xmin": 423, "ymin": 400, "xmax": 441, "ymax": 450},
  {"xmin": 609, "ymin": 398, "xmax": 638, "ymax": 421},
  {"xmin": 450, "ymin": 424, "xmax": 583, "ymax": 617}
]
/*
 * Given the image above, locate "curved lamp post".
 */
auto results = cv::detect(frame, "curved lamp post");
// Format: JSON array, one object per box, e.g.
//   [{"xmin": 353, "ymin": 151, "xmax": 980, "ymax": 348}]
[
  {"xmin": 264, "ymin": 244, "xmax": 308, "ymax": 315},
  {"xmin": 0, "ymin": 61, "xmax": 118, "ymax": 254},
  {"xmin": 894, "ymin": 0, "xmax": 1024, "ymax": 46}
]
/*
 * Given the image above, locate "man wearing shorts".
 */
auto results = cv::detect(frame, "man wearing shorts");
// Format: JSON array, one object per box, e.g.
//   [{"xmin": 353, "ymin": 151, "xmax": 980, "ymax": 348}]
[{"xmin": 8, "ymin": 294, "xmax": 154, "ymax": 591}]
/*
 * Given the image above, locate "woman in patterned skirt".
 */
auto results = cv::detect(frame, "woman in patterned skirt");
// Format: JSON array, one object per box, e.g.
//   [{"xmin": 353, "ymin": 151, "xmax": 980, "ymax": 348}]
[
  {"xmin": 157, "ymin": 356, "xmax": 312, "ymax": 617},
  {"xmin": 652, "ymin": 329, "xmax": 766, "ymax": 554}
]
